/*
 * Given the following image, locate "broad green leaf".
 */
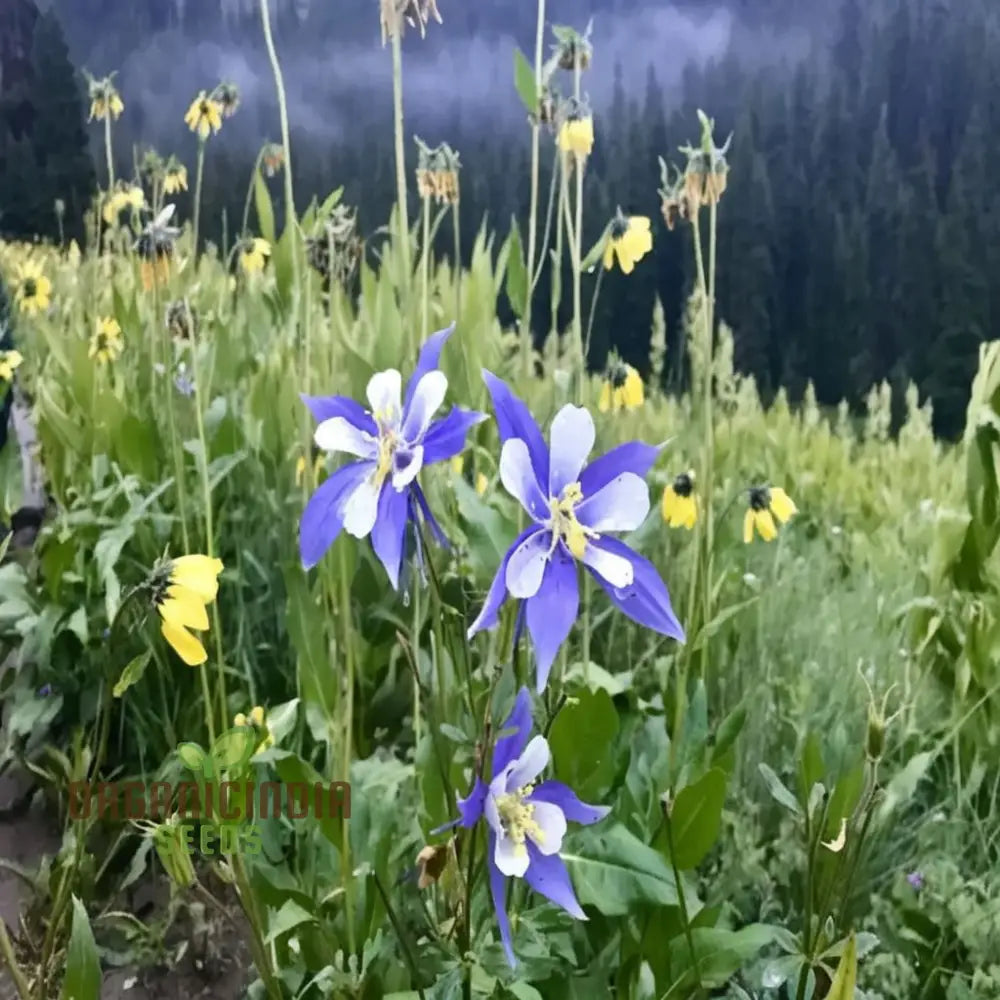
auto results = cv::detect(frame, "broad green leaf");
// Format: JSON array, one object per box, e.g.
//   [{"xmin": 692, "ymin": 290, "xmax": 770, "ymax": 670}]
[
  {"xmin": 254, "ymin": 167, "xmax": 275, "ymax": 243},
  {"xmin": 758, "ymin": 763, "xmax": 802, "ymax": 814},
  {"xmin": 711, "ymin": 705, "xmax": 746, "ymax": 763},
  {"xmin": 264, "ymin": 899, "xmax": 317, "ymax": 944},
  {"xmin": 113, "ymin": 651, "xmax": 152, "ymax": 699},
  {"xmin": 211, "ymin": 727, "xmax": 256, "ymax": 772},
  {"xmin": 667, "ymin": 924, "xmax": 780, "ymax": 990},
  {"xmin": 61, "ymin": 896, "xmax": 101, "ymax": 1000},
  {"xmin": 177, "ymin": 742, "xmax": 209, "ymax": 774},
  {"xmin": 562, "ymin": 824, "xmax": 687, "ymax": 915},
  {"xmin": 668, "ymin": 768, "xmax": 727, "ymax": 869},
  {"xmin": 827, "ymin": 932, "xmax": 857, "ymax": 1000},
  {"xmin": 878, "ymin": 750, "xmax": 934, "ymax": 820},
  {"xmin": 504, "ymin": 218, "xmax": 528, "ymax": 319},
  {"xmin": 512, "ymin": 47, "xmax": 538, "ymax": 115},
  {"xmin": 549, "ymin": 687, "xmax": 619, "ymax": 801}
]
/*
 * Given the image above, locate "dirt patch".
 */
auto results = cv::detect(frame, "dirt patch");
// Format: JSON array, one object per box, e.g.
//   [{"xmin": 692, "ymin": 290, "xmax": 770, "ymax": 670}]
[{"xmin": 1, "ymin": 775, "xmax": 253, "ymax": 1000}]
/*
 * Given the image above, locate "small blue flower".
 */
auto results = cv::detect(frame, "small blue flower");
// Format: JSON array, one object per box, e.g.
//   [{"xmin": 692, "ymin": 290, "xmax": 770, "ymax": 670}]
[
  {"xmin": 468, "ymin": 372, "xmax": 684, "ymax": 690},
  {"xmin": 38, "ymin": 684, "xmax": 53, "ymax": 697},
  {"xmin": 448, "ymin": 688, "xmax": 609, "ymax": 966},
  {"xmin": 299, "ymin": 324, "xmax": 486, "ymax": 589},
  {"xmin": 174, "ymin": 372, "xmax": 194, "ymax": 396},
  {"xmin": 906, "ymin": 871, "xmax": 924, "ymax": 890}
]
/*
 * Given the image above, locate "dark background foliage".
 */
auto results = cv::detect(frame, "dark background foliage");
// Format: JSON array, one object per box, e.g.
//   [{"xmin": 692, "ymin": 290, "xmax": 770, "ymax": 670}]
[{"xmin": 2, "ymin": 0, "xmax": 999, "ymax": 436}]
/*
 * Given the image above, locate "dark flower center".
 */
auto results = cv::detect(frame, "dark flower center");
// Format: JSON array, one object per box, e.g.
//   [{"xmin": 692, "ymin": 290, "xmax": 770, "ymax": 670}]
[
  {"xmin": 610, "ymin": 215, "xmax": 629, "ymax": 239},
  {"xmin": 608, "ymin": 363, "xmax": 628, "ymax": 388},
  {"xmin": 23, "ymin": 279, "xmax": 37, "ymax": 297},
  {"xmin": 673, "ymin": 473, "xmax": 693, "ymax": 497},
  {"xmin": 748, "ymin": 486, "xmax": 771, "ymax": 511}
]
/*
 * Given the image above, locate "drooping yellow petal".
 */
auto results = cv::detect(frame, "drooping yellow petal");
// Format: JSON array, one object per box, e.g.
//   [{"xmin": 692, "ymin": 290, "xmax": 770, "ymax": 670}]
[
  {"xmin": 602, "ymin": 239, "xmax": 615, "ymax": 270},
  {"xmin": 622, "ymin": 367, "xmax": 644, "ymax": 408},
  {"xmin": 598, "ymin": 381, "xmax": 612, "ymax": 412},
  {"xmin": 169, "ymin": 555, "xmax": 224, "ymax": 603},
  {"xmin": 158, "ymin": 583, "xmax": 210, "ymax": 630},
  {"xmin": 769, "ymin": 487, "xmax": 797, "ymax": 523},
  {"xmin": 754, "ymin": 508, "xmax": 778, "ymax": 542},
  {"xmin": 743, "ymin": 508, "xmax": 755, "ymax": 544},
  {"xmin": 676, "ymin": 495, "xmax": 698, "ymax": 529},
  {"xmin": 662, "ymin": 485, "xmax": 679, "ymax": 523},
  {"xmin": 160, "ymin": 620, "xmax": 207, "ymax": 666}
]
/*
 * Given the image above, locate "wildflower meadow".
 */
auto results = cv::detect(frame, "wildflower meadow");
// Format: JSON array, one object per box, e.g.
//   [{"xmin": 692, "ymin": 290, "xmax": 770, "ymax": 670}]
[{"xmin": 1, "ymin": 3, "xmax": 1000, "ymax": 999}]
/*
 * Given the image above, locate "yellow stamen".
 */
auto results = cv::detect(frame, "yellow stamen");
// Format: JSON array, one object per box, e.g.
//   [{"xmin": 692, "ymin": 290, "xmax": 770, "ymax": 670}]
[{"xmin": 495, "ymin": 782, "xmax": 544, "ymax": 854}]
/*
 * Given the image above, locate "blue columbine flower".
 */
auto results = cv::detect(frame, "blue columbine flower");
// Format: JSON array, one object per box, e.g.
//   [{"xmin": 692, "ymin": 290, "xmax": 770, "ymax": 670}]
[
  {"xmin": 468, "ymin": 372, "xmax": 684, "ymax": 690},
  {"xmin": 451, "ymin": 687, "xmax": 609, "ymax": 966},
  {"xmin": 299, "ymin": 324, "xmax": 486, "ymax": 589}
]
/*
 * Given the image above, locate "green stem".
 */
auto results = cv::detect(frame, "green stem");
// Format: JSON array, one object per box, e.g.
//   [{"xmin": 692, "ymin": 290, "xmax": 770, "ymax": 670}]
[
  {"xmin": 452, "ymin": 193, "xmax": 462, "ymax": 327},
  {"xmin": 521, "ymin": 0, "xmax": 546, "ymax": 378},
  {"xmin": 192, "ymin": 140, "xmax": 205, "ymax": 260},
  {"xmin": 260, "ymin": 0, "xmax": 296, "ymax": 231},
  {"xmin": 338, "ymin": 542, "xmax": 357, "ymax": 958},
  {"xmin": 373, "ymin": 874, "xmax": 428, "ymax": 999},
  {"xmin": 0, "ymin": 916, "xmax": 30, "ymax": 1000},
  {"xmin": 664, "ymin": 805, "xmax": 704, "ymax": 998},
  {"xmin": 240, "ymin": 148, "xmax": 266, "ymax": 239},
  {"xmin": 103, "ymin": 113, "xmax": 115, "ymax": 190},
  {"xmin": 231, "ymin": 851, "xmax": 283, "ymax": 1000},
  {"xmin": 550, "ymin": 159, "xmax": 566, "ymax": 340},
  {"xmin": 422, "ymin": 194, "xmax": 431, "ymax": 339},
  {"xmin": 462, "ymin": 823, "xmax": 479, "ymax": 1000},
  {"xmin": 572, "ymin": 61, "xmax": 584, "ymax": 402},
  {"xmin": 390, "ymin": 27, "xmax": 411, "ymax": 285}
]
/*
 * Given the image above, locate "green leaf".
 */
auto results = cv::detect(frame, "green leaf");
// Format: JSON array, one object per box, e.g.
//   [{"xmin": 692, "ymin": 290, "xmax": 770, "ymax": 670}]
[
  {"xmin": 549, "ymin": 688, "xmax": 619, "ymax": 801},
  {"xmin": 668, "ymin": 768, "xmax": 727, "ymax": 869},
  {"xmin": 827, "ymin": 932, "xmax": 857, "ymax": 1000},
  {"xmin": 177, "ymin": 742, "xmax": 209, "ymax": 775},
  {"xmin": 758, "ymin": 763, "xmax": 802, "ymax": 815},
  {"xmin": 504, "ymin": 218, "xmax": 528, "ymax": 319},
  {"xmin": 878, "ymin": 751, "xmax": 934, "ymax": 820},
  {"xmin": 113, "ymin": 651, "xmax": 152, "ymax": 699},
  {"xmin": 61, "ymin": 896, "xmax": 101, "ymax": 1000},
  {"xmin": 266, "ymin": 698, "xmax": 299, "ymax": 744},
  {"xmin": 711, "ymin": 705, "xmax": 746, "ymax": 763},
  {"xmin": 690, "ymin": 597, "xmax": 758, "ymax": 651},
  {"xmin": 667, "ymin": 924, "xmax": 780, "ymax": 991},
  {"xmin": 211, "ymin": 727, "xmax": 257, "ymax": 773},
  {"xmin": 264, "ymin": 899, "xmax": 317, "ymax": 944},
  {"xmin": 562, "ymin": 824, "xmax": 687, "ymax": 916},
  {"xmin": 513, "ymin": 47, "xmax": 538, "ymax": 115},
  {"xmin": 254, "ymin": 167, "xmax": 275, "ymax": 243}
]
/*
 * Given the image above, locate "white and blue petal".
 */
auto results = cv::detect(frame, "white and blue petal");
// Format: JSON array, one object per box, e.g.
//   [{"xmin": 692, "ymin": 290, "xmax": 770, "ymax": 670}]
[
  {"xmin": 404, "ymin": 324, "xmax": 454, "ymax": 413},
  {"xmin": 342, "ymin": 476, "xmax": 381, "ymax": 539},
  {"xmin": 371, "ymin": 484, "xmax": 409, "ymax": 590},
  {"xmin": 314, "ymin": 416, "xmax": 378, "ymax": 458},
  {"xmin": 391, "ymin": 444, "xmax": 424, "ymax": 490},
  {"xmin": 492, "ymin": 687, "xmax": 534, "ymax": 779},
  {"xmin": 422, "ymin": 407, "xmax": 488, "ymax": 464},
  {"xmin": 499, "ymin": 438, "xmax": 549, "ymax": 522},
  {"xmin": 576, "ymin": 472, "xmax": 650, "ymax": 532},
  {"xmin": 482, "ymin": 370, "xmax": 550, "ymax": 487},
  {"xmin": 494, "ymin": 827, "xmax": 531, "ymax": 878},
  {"xmin": 587, "ymin": 536, "xmax": 685, "ymax": 641},
  {"xmin": 301, "ymin": 393, "xmax": 377, "ymax": 436},
  {"xmin": 401, "ymin": 370, "xmax": 448, "ymax": 443},
  {"xmin": 525, "ymin": 551, "xmax": 579, "ymax": 690},
  {"xmin": 467, "ymin": 527, "xmax": 542, "ymax": 638},
  {"xmin": 523, "ymin": 845, "xmax": 586, "ymax": 920},
  {"xmin": 487, "ymin": 831, "xmax": 518, "ymax": 966},
  {"xmin": 578, "ymin": 440, "xmax": 661, "ymax": 496},
  {"xmin": 527, "ymin": 800, "xmax": 567, "ymax": 855},
  {"xmin": 366, "ymin": 369, "xmax": 403, "ymax": 426},
  {"xmin": 505, "ymin": 530, "xmax": 553, "ymax": 600},
  {"xmin": 529, "ymin": 780, "xmax": 610, "ymax": 826},
  {"xmin": 580, "ymin": 540, "xmax": 635, "ymax": 588},
  {"xmin": 299, "ymin": 461, "xmax": 374, "ymax": 569},
  {"xmin": 503, "ymin": 734, "xmax": 550, "ymax": 791},
  {"xmin": 548, "ymin": 405, "xmax": 595, "ymax": 496}
]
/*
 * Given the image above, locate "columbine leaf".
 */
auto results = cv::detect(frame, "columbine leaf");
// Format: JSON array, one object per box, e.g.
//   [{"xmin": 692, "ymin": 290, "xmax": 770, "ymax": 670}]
[
  {"xmin": 113, "ymin": 651, "xmax": 152, "ymax": 699},
  {"xmin": 513, "ymin": 47, "xmax": 538, "ymax": 115},
  {"xmin": 758, "ymin": 763, "xmax": 802, "ymax": 815},
  {"xmin": 668, "ymin": 768, "xmax": 727, "ymax": 870}
]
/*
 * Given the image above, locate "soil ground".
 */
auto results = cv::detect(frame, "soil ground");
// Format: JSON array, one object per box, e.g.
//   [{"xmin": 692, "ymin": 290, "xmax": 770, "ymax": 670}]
[{"xmin": 0, "ymin": 772, "xmax": 252, "ymax": 1000}]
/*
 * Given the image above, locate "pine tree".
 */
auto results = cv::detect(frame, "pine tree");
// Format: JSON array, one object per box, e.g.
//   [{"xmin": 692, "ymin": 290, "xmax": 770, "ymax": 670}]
[{"xmin": 27, "ymin": 9, "xmax": 95, "ymax": 243}]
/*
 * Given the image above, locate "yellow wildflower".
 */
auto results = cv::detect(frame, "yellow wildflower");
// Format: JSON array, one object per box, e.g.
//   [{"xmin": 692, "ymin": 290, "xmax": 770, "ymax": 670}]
[
  {"xmin": 743, "ymin": 485, "xmax": 797, "ymax": 543},
  {"xmin": 0, "ymin": 350, "xmax": 24, "ymax": 382},
  {"xmin": 234, "ymin": 705, "xmax": 275, "ymax": 755},
  {"xmin": 154, "ymin": 555, "xmax": 224, "ymax": 666},
  {"xmin": 13, "ymin": 261, "xmax": 52, "ymax": 316},
  {"xmin": 184, "ymin": 91, "xmax": 223, "ymax": 140},
  {"xmin": 598, "ymin": 360, "xmax": 644, "ymax": 413},
  {"xmin": 239, "ymin": 237, "xmax": 271, "ymax": 275},
  {"xmin": 163, "ymin": 162, "xmax": 188, "ymax": 195},
  {"xmin": 89, "ymin": 317, "xmax": 124, "ymax": 365},
  {"xmin": 558, "ymin": 114, "xmax": 594, "ymax": 158},
  {"xmin": 603, "ymin": 210, "xmax": 652, "ymax": 275},
  {"xmin": 661, "ymin": 472, "xmax": 698, "ymax": 530}
]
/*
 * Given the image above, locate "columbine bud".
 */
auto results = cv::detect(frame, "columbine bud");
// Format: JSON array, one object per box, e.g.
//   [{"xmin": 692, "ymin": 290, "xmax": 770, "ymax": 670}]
[
  {"xmin": 679, "ymin": 110, "xmax": 731, "ymax": 210},
  {"xmin": 866, "ymin": 701, "xmax": 886, "ymax": 761}
]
